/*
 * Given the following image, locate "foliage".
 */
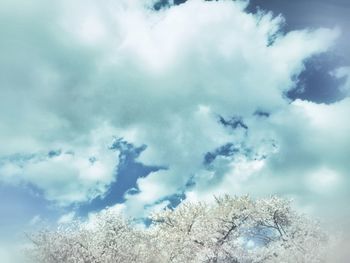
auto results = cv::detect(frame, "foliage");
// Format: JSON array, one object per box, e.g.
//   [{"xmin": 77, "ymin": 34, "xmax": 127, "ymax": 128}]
[{"xmin": 27, "ymin": 196, "xmax": 329, "ymax": 263}]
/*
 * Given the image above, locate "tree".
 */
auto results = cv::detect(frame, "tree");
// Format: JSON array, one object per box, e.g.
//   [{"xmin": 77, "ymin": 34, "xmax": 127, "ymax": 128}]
[{"xmin": 27, "ymin": 195, "xmax": 330, "ymax": 263}]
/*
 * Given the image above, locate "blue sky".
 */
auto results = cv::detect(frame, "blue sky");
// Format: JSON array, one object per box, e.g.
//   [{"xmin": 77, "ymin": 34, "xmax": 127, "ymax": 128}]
[{"xmin": 0, "ymin": 0, "xmax": 349, "ymax": 254}]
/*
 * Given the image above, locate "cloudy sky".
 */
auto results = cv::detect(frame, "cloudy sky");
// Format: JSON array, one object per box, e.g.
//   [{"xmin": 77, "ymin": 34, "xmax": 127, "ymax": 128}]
[{"xmin": 0, "ymin": 0, "xmax": 349, "ymax": 255}]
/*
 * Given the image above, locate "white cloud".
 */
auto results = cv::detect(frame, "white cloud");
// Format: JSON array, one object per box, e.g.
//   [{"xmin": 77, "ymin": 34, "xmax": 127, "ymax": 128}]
[
  {"xmin": 186, "ymin": 97, "xmax": 350, "ymax": 219},
  {"xmin": 186, "ymin": 155, "xmax": 265, "ymax": 203},
  {"xmin": 264, "ymin": 98, "xmax": 350, "ymax": 217},
  {"xmin": 0, "ymin": 0, "xmax": 344, "ymax": 218},
  {"xmin": 0, "ymin": 125, "xmax": 118, "ymax": 205},
  {"xmin": 57, "ymin": 212, "xmax": 76, "ymax": 224},
  {"xmin": 306, "ymin": 167, "xmax": 341, "ymax": 194},
  {"xmin": 332, "ymin": 66, "xmax": 350, "ymax": 94},
  {"xmin": 29, "ymin": 215, "xmax": 42, "ymax": 226}
]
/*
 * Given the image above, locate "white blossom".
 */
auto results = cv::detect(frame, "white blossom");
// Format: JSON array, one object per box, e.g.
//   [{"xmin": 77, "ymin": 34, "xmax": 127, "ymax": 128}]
[{"xmin": 27, "ymin": 196, "xmax": 331, "ymax": 263}]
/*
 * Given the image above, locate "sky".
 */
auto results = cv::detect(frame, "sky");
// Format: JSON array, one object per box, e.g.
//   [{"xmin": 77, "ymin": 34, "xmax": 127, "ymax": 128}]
[{"xmin": 0, "ymin": 0, "xmax": 349, "ymax": 259}]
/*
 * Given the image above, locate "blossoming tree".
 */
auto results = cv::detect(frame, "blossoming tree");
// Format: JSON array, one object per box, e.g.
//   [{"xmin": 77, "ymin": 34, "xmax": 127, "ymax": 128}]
[{"xmin": 27, "ymin": 195, "xmax": 329, "ymax": 263}]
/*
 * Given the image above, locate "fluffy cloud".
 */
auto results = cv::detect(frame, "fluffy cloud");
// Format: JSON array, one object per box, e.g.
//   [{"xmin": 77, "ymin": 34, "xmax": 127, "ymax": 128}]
[
  {"xmin": 187, "ymin": 97, "xmax": 350, "ymax": 219},
  {"xmin": 0, "ymin": 125, "xmax": 118, "ymax": 205},
  {"xmin": 0, "ymin": 0, "xmax": 346, "ymax": 219},
  {"xmin": 57, "ymin": 211, "xmax": 76, "ymax": 224},
  {"xmin": 333, "ymin": 66, "xmax": 350, "ymax": 94}
]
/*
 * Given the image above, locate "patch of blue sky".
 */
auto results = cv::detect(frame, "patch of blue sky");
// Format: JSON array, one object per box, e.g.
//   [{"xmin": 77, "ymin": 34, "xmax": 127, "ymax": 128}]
[
  {"xmin": 253, "ymin": 110, "xmax": 270, "ymax": 118},
  {"xmin": 219, "ymin": 116, "xmax": 248, "ymax": 130},
  {"xmin": 77, "ymin": 139, "xmax": 164, "ymax": 216},
  {"xmin": 248, "ymin": 0, "xmax": 350, "ymax": 104},
  {"xmin": 0, "ymin": 139, "xmax": 165, "ymax": 225},
  {"xmin": 0, "ymin": 149, "xmax": 66, "ymax": 166},
  {"xmin": 287, "ymin": 53, "xmax": 348, "ymax": 104},
  {"xmin": 204, "ymin": 143, "xmax": 240, "ymax": 165},
  {"xmin": 0, "ymin": 183, "xmax": 59, "ymax": 242}
]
